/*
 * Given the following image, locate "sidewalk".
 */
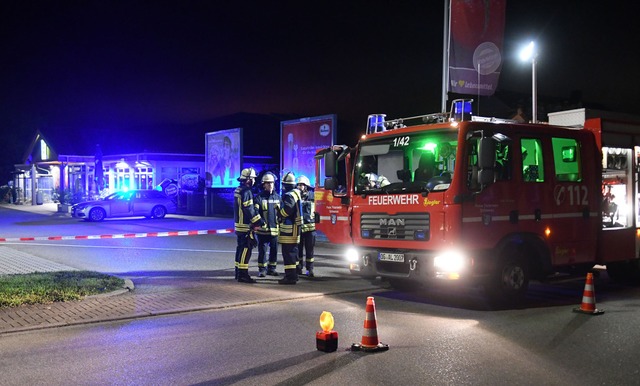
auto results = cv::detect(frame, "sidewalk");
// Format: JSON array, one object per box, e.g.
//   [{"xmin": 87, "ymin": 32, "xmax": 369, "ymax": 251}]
[{"xmin": 0, "ymin": 204, "xmax": 381, "ymax": 335}]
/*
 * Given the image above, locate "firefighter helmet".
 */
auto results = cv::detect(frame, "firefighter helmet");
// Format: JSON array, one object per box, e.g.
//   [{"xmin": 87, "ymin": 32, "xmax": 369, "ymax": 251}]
[
  {"xmin": 364, "ymin": 173, "xmax": 378, "ymax": 186},
  {"xmin": 261, "ymin": 172, "xmax": 276, "ymax": 184},
  {"xmin": 282, "ymin": 172, "xmax": 296, "ymax": 186},
  {"xmin": 296, "ymin": 175, "xmax": 311, "ymax": 188},
  {"xmin": 378, "ymin": 175, "xmax": 390, "ymax": 187},
  {"xmin": 237, "ymin": 167, "xmax": 257, "ymax": 181}
]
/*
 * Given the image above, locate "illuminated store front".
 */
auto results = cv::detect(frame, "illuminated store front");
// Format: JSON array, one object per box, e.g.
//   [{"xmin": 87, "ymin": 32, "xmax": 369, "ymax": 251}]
[{"xmin": 13, "ymin": 131, "xmax": 204, "ymax": 207}]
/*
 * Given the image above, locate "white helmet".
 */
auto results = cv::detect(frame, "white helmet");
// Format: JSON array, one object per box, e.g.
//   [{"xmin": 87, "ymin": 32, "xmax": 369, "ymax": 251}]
[
  {"xmin": 261, "ymin": 173, "xmax": 276, "ymax": 184},
  {"xmin": 378, "ymin": 175, "xmax": 390, "ymax": 187},
  {"xmin": 282, "ymin": 172, "xmax": 296, "ymax": 186},
  {"xmin": 238, "ymin": 167, "xmax": 257, "ymax": 181},
  {"xmin": 364, "ymin": 173, "xmax": 378, "ymax": 186},
  {"xmin": 296, "ymin": 175, "xmax": 311, "ymax": 188}
]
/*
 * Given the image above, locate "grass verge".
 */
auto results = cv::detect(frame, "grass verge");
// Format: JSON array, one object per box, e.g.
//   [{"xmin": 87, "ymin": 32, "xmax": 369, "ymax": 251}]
[{"xmin": 0, "ymin": 271, "xmax": 125, "ymax": 308}]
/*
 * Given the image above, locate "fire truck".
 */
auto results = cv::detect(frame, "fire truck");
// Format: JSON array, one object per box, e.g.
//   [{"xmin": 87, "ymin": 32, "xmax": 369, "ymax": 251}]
[{"xmin": 314, "ymin": 101, "xmax": 640, "ymax": 304}]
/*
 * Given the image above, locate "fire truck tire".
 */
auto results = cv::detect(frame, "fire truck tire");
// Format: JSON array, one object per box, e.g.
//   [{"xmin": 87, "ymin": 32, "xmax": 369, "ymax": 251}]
[{"xmin": 486, "ymin": 252, "xmax": 529, "ymax": 306}]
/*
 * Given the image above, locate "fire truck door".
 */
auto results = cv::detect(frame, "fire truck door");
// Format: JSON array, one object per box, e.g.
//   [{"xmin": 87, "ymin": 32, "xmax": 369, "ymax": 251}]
[
  {"xmin": 547, "ymin": 137, "xmax": 599, "ymax": 265},
  {"xmin": 314, "ymin": 188, "xmax": 352, "ymax": 245}
]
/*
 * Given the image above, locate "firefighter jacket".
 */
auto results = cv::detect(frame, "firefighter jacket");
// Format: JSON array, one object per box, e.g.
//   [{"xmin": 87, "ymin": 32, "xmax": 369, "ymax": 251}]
[
  {"xmin": 300, "ymin": 192, "xmax": 316, "ymax": 233},
  {"xmin": 234, "ymin": 185, "xmax": 263, "ymax": 233},
  {"xmin": 278, "ymin": 188, "xmax": 303, "ymax": 244},
  {"xmin": 254, "ymin": 189, "xmax": 281, "ymax": 236}
]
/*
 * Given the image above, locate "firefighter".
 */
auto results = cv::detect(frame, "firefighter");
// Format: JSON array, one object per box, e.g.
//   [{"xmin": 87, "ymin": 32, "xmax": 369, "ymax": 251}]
[
  {"xmin": 277, "ymin": 171, "xmax": 303, "ymax": 285},
  {"xmin": 296, "ymin": 175, "xmax": 316, "ymax": 277},
  {"xmin": 254, "ymin": 172, "xmax": 282, "ymax": 277},
  {"xmin": 233, "ymin": 167, "xmax": 264, "ymax": 283}
]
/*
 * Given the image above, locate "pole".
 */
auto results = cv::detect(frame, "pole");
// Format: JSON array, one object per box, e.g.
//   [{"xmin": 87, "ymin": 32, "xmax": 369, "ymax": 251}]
[
  {"xmin": 531, "ymin": 58, "xmax": 537, "ymax": 123},
  {"xmin": 441, "ymin": 0, "xmax": 451, "ymax": 113}
]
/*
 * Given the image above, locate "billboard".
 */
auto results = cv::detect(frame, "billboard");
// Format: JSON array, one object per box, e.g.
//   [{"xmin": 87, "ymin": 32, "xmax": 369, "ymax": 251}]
[
  {"xmin": 280, "ymin": 115, "xmax": 335, "ymax": 187},
  {"xmin": 449, "ymin": 0, "xmax": 506, "ymax": 96},
  {"xmin": 205, "ymin": 128, "xmax": 242, "ymax": 188}
]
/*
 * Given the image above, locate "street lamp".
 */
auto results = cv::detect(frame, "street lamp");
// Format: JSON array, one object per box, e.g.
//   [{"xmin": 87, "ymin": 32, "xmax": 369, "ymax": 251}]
[{"xmin": 519, "ymin": 41, "xmax": 537, "ymax": 123}]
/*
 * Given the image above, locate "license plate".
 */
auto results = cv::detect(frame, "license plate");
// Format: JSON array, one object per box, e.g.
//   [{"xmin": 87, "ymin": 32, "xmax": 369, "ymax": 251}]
[{"xmin": 379, "ymin": 252, "xmax": 405, "ymax": 262}]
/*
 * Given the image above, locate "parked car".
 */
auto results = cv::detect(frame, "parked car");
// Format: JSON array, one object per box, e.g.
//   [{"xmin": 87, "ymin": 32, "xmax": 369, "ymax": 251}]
[{"xmin": 71, "ymin": 190, "xmax": 177, "ymax": 221}]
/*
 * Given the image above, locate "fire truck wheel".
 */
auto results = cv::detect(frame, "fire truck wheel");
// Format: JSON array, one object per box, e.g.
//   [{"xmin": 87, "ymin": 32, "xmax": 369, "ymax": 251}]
[{"xmin": 486, "ymin": 253, "xmax": 529, "ymax": 307}]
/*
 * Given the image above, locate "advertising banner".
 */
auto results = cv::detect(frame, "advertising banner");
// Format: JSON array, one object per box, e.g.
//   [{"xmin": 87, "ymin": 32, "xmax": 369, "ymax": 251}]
[
  {"xmin": 449, "ymin": 0, "xmax": 506, "ymax": 96},
  {"xmin": 280, "ymin": 115, "xmax": 335, "ymax": 187},
  {"xmin": 205, "ymin": 128, "xmax": 242, "ymax": 188}
]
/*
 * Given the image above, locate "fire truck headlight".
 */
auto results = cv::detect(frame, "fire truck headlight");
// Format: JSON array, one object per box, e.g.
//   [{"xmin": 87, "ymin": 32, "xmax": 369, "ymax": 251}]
[
  {"xmin": 345, "ymin": 247, "xmax": 360, "ymax": 262},
  {"xmin": 433, "ymin": 250, "xmax": 467, "ymax": 273}
]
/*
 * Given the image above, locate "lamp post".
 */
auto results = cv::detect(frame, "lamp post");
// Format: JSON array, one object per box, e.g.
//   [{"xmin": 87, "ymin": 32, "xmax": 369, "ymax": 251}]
[{"xmin": 519, "ymin": 41, "xmax": 537, "ymax": 123}]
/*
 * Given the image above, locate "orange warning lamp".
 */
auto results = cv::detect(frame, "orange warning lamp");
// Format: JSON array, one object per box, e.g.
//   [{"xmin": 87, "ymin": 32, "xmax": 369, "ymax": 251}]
[
  {"xmin": 316, "ymin": 311, "xmax": 338, "ymax": 352},
  {"xmin": 320, "ymin": 311, "xmax": 334, "ymax": 332}
]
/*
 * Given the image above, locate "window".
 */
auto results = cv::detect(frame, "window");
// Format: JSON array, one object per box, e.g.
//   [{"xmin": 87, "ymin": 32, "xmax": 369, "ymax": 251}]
[
  {"xmin": 494, "ymin": 134, "xmax": 513, "ymax": 181},
  {"xmin": 552, "ymin": 137, "xmax": 581, "ymax": 182},
  {"xmin": 521, "ymin": 138, "xmax": 544, "ymax": 182}
]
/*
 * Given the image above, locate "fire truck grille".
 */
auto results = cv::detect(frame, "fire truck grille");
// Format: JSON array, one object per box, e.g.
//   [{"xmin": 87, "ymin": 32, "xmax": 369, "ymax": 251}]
[{"xmin": 360, "ymin": 212, "xmax": 430, "ymax": 241}]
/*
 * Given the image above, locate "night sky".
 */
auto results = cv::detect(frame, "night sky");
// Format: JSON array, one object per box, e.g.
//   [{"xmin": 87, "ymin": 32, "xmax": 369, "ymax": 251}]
[{"xmin": 1, "ymin": 1, "xmax": 639, "ymax": 183}]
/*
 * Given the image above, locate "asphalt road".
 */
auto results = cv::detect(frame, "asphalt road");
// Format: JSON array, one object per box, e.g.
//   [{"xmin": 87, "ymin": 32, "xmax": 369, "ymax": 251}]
[{"xmin": 2, "ymin": 204, "xmax": 640, "ymax": 385}]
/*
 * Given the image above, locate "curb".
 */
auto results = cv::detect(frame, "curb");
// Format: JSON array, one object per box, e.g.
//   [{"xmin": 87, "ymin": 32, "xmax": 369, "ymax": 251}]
[{"xmin": 85, "ymin": 278, "xmax": 135, "ymax": 299}]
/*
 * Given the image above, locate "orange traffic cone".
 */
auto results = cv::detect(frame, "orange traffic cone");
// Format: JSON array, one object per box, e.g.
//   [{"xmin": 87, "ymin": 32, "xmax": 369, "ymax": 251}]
[
  {"xmin": 573, "ymin": 272, "xmax": 604, "ymax": 315},
  {"xmin": 351, "ymin": 296, "xmax": 389, "ymax": 352}
]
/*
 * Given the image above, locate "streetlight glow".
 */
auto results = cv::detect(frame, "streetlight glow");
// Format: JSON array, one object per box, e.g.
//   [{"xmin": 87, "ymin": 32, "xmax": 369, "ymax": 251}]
[
  {"xmin": 520, "ymin": 41, "xmax": 535, "ymax": 61},
  {"xmin": 519, "ymin": 41, "xmax": 538, "ymax": 123}
]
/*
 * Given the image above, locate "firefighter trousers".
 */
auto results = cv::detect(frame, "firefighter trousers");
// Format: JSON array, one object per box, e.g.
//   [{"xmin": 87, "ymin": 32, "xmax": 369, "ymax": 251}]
[
  {"xmin": 257, "ymin": 234, "xmax": 278, "ymax": 271},
  {"xmin": 281, "ymin": 242, "xmax": 299, "ymax": 281},
  {"xmin": 297, "ymin": 230, "xmax": 315, "ymax": 271},
  {"xmin": 235, "ymin": 232, "xmax": 253, "ymax": 279}
]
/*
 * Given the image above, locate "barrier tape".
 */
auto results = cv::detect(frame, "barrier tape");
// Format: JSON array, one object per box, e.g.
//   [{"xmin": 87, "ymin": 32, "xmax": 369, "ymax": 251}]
[{"xmin": 0, "ymin": 229, "xmax": 234, "ymax": 243}]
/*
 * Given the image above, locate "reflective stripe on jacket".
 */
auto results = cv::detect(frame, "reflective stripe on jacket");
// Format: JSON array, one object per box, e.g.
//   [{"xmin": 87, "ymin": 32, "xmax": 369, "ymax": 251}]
[
  {"xmin": 278, "ymin": 188, "xmax": 302, "ymax": 244},
  {"xmin": 234, "ymin": 185, "xmax": 263, "ymax": 233},
  {"xmin": 301, "ymin": 199, "xmax": 315, "ymax": 233},
  {"xmin": 254, "ymin": 190, "xmax": 281, "ymax": 236}
]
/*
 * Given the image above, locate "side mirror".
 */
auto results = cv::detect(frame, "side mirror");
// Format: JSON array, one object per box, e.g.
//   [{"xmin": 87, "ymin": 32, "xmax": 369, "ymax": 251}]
[
  {"xmin": 478, "ymin": 137, "xmax": 496, "ymax": 169},
  {"xmin": 324, "ymin": 151, "xmax": 337, "ymax": 178},
  {"xmin": 325, "ymin": 177, "xmax": 338, "ymax": 190},
  {"xmin": 477, "ymin": 137, "xmax": 496, "ymax": 188}
]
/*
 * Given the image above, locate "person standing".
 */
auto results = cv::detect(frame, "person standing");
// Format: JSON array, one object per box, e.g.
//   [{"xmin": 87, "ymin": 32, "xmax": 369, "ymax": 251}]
[
  {"xmin": 277, "ymin": 172, "xmax": 303, "ymax": 285},
  {"xmin": 296, "ymin": 175, "xmax": 316, "ymax": 277},
  {"xmin": 254, "ymin": 172, "xmax": 282, "ymax": 277},
  {"xmin": 233, "ymin": 167, "xmax": 264, "ymax": 283}
]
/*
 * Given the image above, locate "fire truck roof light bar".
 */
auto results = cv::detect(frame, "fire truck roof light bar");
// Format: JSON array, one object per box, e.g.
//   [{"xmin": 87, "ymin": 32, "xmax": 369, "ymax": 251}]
[{"xmin": 365, "ymin": 99, "xmax": 523, "ymax": 135}]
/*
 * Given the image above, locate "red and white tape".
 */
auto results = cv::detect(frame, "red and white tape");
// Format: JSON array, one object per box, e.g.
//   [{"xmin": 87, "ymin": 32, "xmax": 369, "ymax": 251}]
[{"xmin": 0, "ymin": 228, "xmax": 234, "ymax": 242}]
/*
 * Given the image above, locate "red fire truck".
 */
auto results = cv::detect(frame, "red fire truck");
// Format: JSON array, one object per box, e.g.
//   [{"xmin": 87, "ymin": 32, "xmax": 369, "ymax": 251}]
[{"xmin": 314, "ymin": 101, "xmax": 640, "ymax": 304}]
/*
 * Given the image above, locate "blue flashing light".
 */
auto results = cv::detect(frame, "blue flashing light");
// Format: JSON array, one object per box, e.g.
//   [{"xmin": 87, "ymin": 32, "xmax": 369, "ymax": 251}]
[
  {"xmin": 361, "ymin": 229, "xmax": 371, "ymax": 238},
  {"xmin": 453, "ymin": 100, "xmax": 472, "ymax": 114}
]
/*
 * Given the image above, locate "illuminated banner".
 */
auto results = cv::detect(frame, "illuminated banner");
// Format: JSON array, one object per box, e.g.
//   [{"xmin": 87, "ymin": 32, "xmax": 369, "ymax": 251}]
[
  {"xmin": 205, "ymin": 128, "xmax": 242, "ymax": 188},
  {"xmin": 280, "ymin": 115, "xmax": 336, "ymax": 187},
  {"xmin": 449, "ymin": 0, "xmax": 505, "ymax": 96}
]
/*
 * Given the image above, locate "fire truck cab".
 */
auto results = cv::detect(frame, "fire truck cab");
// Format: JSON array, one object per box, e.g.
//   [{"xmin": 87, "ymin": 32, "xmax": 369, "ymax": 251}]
[{"xmin": 314, "ymin": 101, "xmax": 640, "ymax": 304}]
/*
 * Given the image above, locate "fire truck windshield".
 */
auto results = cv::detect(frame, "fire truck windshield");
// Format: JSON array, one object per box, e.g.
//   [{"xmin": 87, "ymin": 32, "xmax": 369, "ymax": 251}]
[{"xmin": 354, "ymin": 131, "xmax": 458, "ymax": 195}]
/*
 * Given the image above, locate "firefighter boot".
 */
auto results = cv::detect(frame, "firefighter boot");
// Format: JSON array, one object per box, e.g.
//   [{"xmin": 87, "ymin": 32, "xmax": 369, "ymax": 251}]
[
  {"xmin": 296, "ymin": 261, "xmax": 303, "ymax": 275},
  {"xmin": 258, "ymin": 267, "xmax": 266, "ymax": 278},
  {"xmin": 278, "ymin": 269, "xmax": 297, "ymax": 285},
  {"xmin": 306, "ymin": 263, "xmax": 314, "ymax": 277},
  {"xmin": 266, "ymin": 267, "xmax": 279, "ymax": 276},
  {"xmin": 237, "ymin": 270, "xmax": 256, "ymax": 284}
]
